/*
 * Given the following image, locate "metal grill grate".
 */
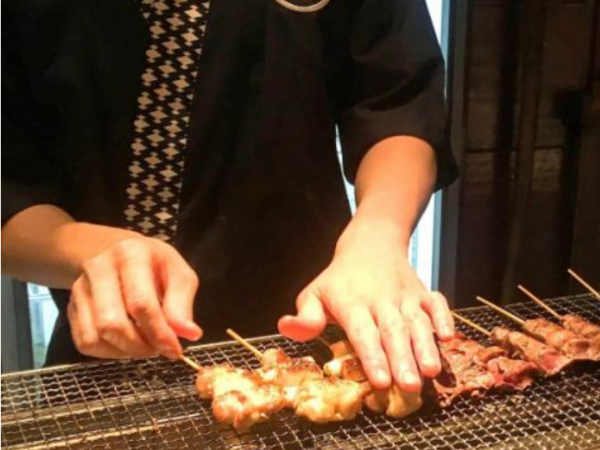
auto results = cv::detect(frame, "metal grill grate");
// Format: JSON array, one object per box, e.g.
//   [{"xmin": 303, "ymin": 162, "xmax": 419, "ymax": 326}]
[{"xmin": 2, "ymin": 295, "xmax": 600, "ymax": 450}]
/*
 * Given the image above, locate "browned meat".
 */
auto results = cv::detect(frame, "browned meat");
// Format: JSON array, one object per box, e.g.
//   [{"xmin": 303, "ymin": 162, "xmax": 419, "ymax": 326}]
[
  {"xmin": 491, "ymin": 327, "xmax": 573, "ymax": 376},
  {"xmin": 364, "ymin": 385, "xmax": 423, "ymax": 418},
  {"xmin": 196, "ymin": 365, "xmax": 285, "ymax": 429},
  {"xmin": 523, "ymin": 318, "xmax": 593, "ymax": 359},
  {"xmin": 562, "ymin": 314, "xmax": 600, "ymax": 340},
  {"xmin": 293, "ymin": 377, "xmax": 363, "ymax": 423},
  {"xmin": 486, "ymin": 357, "xmax": 538, "ymax": 391}
]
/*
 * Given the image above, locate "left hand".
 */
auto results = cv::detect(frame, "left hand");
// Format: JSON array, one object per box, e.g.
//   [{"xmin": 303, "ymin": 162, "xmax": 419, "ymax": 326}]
[{"xmin": 278, "ymin": 219, "xmax": 454, "ymax": 392}]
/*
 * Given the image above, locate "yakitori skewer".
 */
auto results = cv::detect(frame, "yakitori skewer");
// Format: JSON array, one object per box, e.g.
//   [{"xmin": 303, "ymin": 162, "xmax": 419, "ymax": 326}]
[
  {"xmin": 226, "ymin": 328, "xmax": 264, "ymax": 361},
  {"xmin": 476, "ymin": 296, "xmax": 592, "ymax": 360},
  {"xmin": 518, "ymin": 285, "xmax": 600, "ymax": 353},
  {"xmin": 568, "ymin": 268, "xmax": 600, "ymax": 301},
  {"xmin": 517, "ymin": 285, "xmax": 562, "ymax": 320},
  {"xmin": 476, "ymin": 296, "xmax": 525, "ymax": 326},
  {"xmin": 181, "ymin": 355, "xmax": 202, "ymax": 372},
  {"xmin": 451, "ymin": 311, "xmax": 491, "ymax": 336}
]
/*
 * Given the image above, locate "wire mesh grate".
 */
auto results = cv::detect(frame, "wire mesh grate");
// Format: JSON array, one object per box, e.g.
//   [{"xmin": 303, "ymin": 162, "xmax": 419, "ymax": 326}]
[{"xmin": 2, "ymin": 295, "xmax": 599, "ymax": 450}]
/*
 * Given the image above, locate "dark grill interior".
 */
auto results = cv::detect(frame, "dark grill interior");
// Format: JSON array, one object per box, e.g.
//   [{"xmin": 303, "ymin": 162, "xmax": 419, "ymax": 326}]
[{"xmin": 2, "ymin": 294, "xmax": 600, "ymax": 450}]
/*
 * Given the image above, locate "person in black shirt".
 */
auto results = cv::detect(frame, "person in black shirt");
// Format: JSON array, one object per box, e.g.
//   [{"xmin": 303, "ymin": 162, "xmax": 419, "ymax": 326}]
[{"xmin": 2, "ymin": 0, "xmax": 458, "ymax": 393}]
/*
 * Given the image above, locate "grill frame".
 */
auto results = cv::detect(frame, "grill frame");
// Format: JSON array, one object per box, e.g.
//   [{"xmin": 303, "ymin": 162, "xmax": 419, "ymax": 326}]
[{"xmin": 2, "ymin": 294, "xmax": 600, "ymax": 450}]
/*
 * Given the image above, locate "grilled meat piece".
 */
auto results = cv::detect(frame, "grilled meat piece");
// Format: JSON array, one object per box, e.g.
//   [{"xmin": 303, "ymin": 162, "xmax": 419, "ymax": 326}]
[
  {"xmin": 196, "ymin": 365, "xmax": 285, "ymax": 429},
  {"xmin": 561, "ymin": 315, "xmax": 600, "ymax": 359},
  {"xmin": 258, "ymin": 348, "xmax": 323, "ymax": 405},
  {"xmin": 522, "ymin": 318, "xmax": 593, "ymax": 360},
  {"xmin": 329, "ymin": 340, "xmax": 355, "ymax": 359},
  {"xmin": 363, "ymin": 385, "xmax": 423, "ymax": 418},
  {"xmin": 486, "ymin": 357, "xmax": 538, "ymax": 391},
  {"xmin": 293, "ymin": 377, "xmax": 363, "ymax": 423},
  {"xmin": 324, "ymin": 354, "xmax": 367, "ymax": 382},
  {"xmin": 491, "ymin": 327, "xmax": 573, "ymax": 376}
]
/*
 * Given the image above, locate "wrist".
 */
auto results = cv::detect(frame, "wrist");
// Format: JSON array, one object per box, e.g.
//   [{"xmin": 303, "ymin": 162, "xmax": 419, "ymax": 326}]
[
  {"xmin": 55, "ymin": 222, "xmax": 142, "ymax": 277},
  {"xmin": 336, "ymin": 214, "xmax": 411, "ymax": 258}
]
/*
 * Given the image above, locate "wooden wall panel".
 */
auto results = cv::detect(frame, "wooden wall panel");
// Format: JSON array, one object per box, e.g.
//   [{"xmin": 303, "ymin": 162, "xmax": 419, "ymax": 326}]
[{"xmin": 452, "ymin": 1, "xmax": 598, "ymax": 306}]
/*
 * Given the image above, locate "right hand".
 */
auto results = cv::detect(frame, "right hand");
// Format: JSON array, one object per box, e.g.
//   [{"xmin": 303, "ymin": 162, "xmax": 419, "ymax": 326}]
[{"xmin": 67, "ymin": 237, "xmax": 202, "ymax": 360}]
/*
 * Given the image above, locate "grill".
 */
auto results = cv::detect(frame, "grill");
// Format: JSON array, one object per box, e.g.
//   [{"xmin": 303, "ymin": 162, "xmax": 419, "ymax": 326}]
[{"xmin": 2, "ymin": 294, "xmax": 600, "ymax": 450}]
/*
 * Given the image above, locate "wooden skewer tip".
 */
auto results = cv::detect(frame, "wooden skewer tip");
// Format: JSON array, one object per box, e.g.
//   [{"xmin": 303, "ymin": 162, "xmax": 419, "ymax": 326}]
[
  {"xmin": 181, "ymin": 355, "xmax": 201, "ymax": 372},
  {"xmin": 226, "ymin": 328, "xmax": 264, "ymax": 361},
  {"xmin": 451, "ymin": 312, "xmax": 491, "ymax": 336},
  {"xmin": 568, "ymin": 269, "xmax": 600, "ymax": 301},
  {"xmin": 475, "ymin": 296, "xmax": 525, "ymax": 326},
  {"xmin": 517, "ymin": 285, "xmax": 562, "ymax": 320}
]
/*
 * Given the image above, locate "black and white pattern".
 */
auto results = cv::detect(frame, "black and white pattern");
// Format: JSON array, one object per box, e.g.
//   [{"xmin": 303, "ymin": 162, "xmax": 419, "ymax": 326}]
[{"xmin": 124, "ymin": 0, "xmax": 210, "ymax": 242}]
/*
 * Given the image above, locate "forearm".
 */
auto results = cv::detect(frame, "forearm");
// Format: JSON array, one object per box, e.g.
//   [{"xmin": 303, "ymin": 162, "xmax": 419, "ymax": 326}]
[
  {"xmin": 340, "ymin": 136, "xmax": 437, "ymax": 254},
  {"xmin": 1, "ymin": 205, "xmax": 139, "ymax": 288}
]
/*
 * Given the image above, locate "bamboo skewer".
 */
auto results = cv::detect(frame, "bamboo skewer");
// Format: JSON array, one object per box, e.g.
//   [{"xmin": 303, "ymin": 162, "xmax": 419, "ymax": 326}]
[
  {"xmin": 568, "ymin": 268, "xmax": 600, "ymax": 301},
  {"xmin": 316, "ymin": 336, "xmax": 331, "ymax": 348},
  {"xmin": 226, "ymin": 328, "xmax": 264, "ymax": 361},
  {"xmin": 517, "ymin": 285, "xmax": 562, "ymax": 320},
  {"xmin": 476, "ymin": 296, "xmax": 525, "ymax": 326},
  {"xmin": 452, "ymin": 312, "xmax": 491, "ymax": 336},
  {"xmin": 181, "ymin": 355, "xmax": 202, "ymax": 372}
]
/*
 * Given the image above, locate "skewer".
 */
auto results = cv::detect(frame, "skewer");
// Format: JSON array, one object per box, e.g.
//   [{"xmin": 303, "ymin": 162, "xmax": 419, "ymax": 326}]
[
  {"xmin": 568, "ymin": 268, "xmax": 600, "ymax": 301},
  {"xmin": 476, "ymin": 296, "xmax": 525, "ymax": 326},
  {"xmin": 226, "ymin": 328, "xmax": 264, "ymax": 361},
  {"xmin": 451, "ymin": 312, "xmax": 491, "ymax": 336},
  {"xmin": 181, "ymin": 355, "xmax": 202, "ymax": 372},
  {"xmin": 316, "ymin": 336, "xmax": 331, "ymax": 348},
  {"xmin": 517, "ymin": 285, "xmax": 562, "ymax": 320}
]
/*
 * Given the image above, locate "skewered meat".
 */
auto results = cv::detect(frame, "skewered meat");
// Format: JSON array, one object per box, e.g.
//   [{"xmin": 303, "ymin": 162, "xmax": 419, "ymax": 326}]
[
  {"xmin": 491, "ymin": 327, "xmax": 573, "ymax": 376},
  {"xmin": 196, "ymin": 365, "xmax": 285, "ymax": 429},
  {"xmin": 258, "ymin": 348, "xmax": 323, "ymax": 405},
  {"xmin": 522, "ymin": 318, "xmax": 593, "ymax": 359},
  {"xmin": 324, "ymin": 341, "xmax": 424, "ymax": 417},
  {"xmin": 364, "ymin": 385, "xmax": 423, "ymax": 418},
  {"xmin": 561, "ymin": 315, "xmax": 600, "ymax": 358},
  {"xmin": 324, "ymin": 354, "xmax": 367, "ymax": 382},
  {"xmin": 329, "ymin": 340, "xmax": 355, "ymax": 359},
  {"xmin": 486, "ymin": 356, "xmax": 538, "ymax": 391},
  {"xmin": 293, "ymin": 377, "xmax": 363, "ymax": 423}
]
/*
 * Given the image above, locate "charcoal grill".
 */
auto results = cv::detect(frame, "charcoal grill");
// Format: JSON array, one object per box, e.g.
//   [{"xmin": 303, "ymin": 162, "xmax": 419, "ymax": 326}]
[{"xmin": 2, "ymin": 294, "xmax": 600, "ymax": 450}]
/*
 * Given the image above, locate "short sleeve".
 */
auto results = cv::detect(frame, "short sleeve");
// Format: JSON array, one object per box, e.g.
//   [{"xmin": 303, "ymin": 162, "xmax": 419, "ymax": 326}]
[
  {"xmin": 2, "ymin": 9, "xmax": 63, "ymax": 226},
  {"xmin": 337, "ymin": 0, "xmax": 458, "ymax": 189}
]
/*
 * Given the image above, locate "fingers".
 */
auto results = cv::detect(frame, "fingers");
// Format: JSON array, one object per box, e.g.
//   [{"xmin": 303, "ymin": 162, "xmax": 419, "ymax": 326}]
[
  {"xmin": 68, "ymin": 279, "xmax": 129, "ymax": 360},
  {"xmin": 375, "ymin": 304, "xmax": 422, "ymax": 392},
  {"xmin": 117, "ymin": 242, "xmax": 183, "ymax": 358},
  {"xmin": 160, "ymin": 247, "xmax": 203, "ymax": 342},
  {"xmin": 338, "ymin": 305, "xmax": 391, "ymax": 389},
  {"xmin": 422, "ymin": 291, "xmax": 454, "ymax": 340},
  {"xmin": 401, "ymin": 297, "xmax": 441, "ymax": 378},
  {"xmin": 83, "ymin": 252, "xmax": 157, "ymax": 359},
  {"xmin": 278, "ymin": 290, "xmax": 327, "ymax": 342}
]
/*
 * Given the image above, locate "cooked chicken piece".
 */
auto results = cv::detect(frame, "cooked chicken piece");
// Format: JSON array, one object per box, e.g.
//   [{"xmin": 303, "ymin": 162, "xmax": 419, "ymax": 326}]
[
  {"xmin": 364, "ymin": 384, "xmax": 423, "ymax": 418},
  {"xmin": 329, "ymin": 339, "xmax": 355, "ymax": 359},
  {"xmin": 196, "ymin": 364, "xmax": 285, "ymax": 429},
  {"xmin": 293, "ymin": 377, "xmax": 363, "ymax": 423},
  {"xmin": 324, "ymin": 354, "xmax": 367, "ymax": 382}
]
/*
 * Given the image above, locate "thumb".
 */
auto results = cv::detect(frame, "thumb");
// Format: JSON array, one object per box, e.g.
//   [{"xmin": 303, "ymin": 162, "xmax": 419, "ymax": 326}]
[{"xmin": 278, "ymin": 290, "xmax": 327, "ymax": 342}]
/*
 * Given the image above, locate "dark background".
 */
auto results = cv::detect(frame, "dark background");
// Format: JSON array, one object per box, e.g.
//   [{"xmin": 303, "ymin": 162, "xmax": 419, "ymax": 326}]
[{"xmin": 439, "ymin": 0, "xmax": 600, "ymax": 307}]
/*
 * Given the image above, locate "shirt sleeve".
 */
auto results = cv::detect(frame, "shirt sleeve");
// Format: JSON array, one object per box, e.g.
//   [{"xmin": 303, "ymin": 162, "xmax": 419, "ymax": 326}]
[
  {"xmin": 337, "ymin": 0, "xmax": 458, "ymax": 189},
  {"xmin": 2, "ymin": 10, "xmax": 63, "ymax": 226}
]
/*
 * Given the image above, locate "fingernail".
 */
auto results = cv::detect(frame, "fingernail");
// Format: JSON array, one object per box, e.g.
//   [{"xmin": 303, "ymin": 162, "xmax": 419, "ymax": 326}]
[
  {"xmin": 403, "ymin": 371, "xmax": 420, "ymax": 386},
  {"xmin": 376, "ymin": 369, "xmax": 391, "ymax": 386}
]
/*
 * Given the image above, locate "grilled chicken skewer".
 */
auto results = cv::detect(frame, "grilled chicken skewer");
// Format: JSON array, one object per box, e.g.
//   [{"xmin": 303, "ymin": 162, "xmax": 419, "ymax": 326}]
[
  {"xmin": 452, "ymin": 309, "xmax": 573, "ymax": 376},
  {"xmin": 518, "ymin": 285, "xmax": 600, "ymax": 359},
  {"xmin": 226, "ymin": 329, "xmax": 364, "ymax": 424},
  {"xmin": 476, "ymin": 296, "xmax": 594, "ymax": 360},
  {"xmin": 322, "ymin": 339, "xmax": 423, "ymax": 418}
]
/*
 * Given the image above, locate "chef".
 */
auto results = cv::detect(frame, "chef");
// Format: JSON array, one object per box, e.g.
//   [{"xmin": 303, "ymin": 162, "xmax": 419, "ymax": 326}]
[{"xmin": 2, "ymin": 0, "xmax": 458, "ymax": 393}]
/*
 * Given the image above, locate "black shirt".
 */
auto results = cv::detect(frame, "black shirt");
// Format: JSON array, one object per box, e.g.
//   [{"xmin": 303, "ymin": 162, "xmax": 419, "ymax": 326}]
[{"xmin": 2, "ymin": 0, "xmax": 458, "ymax": 365}]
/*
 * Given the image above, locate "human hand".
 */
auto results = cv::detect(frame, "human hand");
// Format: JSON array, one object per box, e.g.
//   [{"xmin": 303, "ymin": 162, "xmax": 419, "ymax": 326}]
[
  {"xmin": 67, "ymin": 237, "xmax": 202, "ymax": 360},
  {"xmin": 278, "ymin": 220, "xmax": 454, "ymax": 392}
]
